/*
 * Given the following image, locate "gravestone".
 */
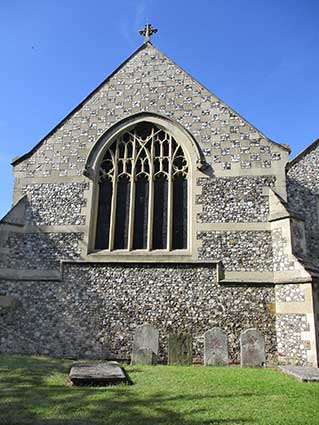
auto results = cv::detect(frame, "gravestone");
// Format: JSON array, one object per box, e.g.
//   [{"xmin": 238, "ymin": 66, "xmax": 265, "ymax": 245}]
[
  {"xmin": 69, "ymin": 361, "xmax": 126, "ymax": 386},
  {"xmin": 131, "ymin": 324, "xmax": 159, "ymax": 365},
  {"xmin": 168, "ymin": 333, "xmax": 192, "ymax": 365},
  {"xmin": 133, "ymin": 347, "xmax": 157, "ymax": 365},
  {"xmin": 204, "ymin": 327, "xmax": 229, "ymax": 366},
  {"xmin": 240, "ymin": 328, "xmax": 265, "ymax": 367}
]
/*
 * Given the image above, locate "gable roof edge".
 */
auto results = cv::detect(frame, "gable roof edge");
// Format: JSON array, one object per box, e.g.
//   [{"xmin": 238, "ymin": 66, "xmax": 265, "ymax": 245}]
[
  {"xmin": 286, "ymin": 137, "xmax": 319, "ymax": 171},
  {"xmin": 150, "ymin": 44, "xmax": 291, "ymax": 154},
  {"xmin": 12, "ymin": 42, "xmax": 150, "ymax": 166},
  {"xmin": 12, "ymin": 41, "xmax": 290, "ymax": 166}
]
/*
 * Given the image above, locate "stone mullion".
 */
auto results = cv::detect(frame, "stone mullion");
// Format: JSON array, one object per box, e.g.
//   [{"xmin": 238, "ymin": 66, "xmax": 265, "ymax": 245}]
[
  {"xmin": 109, "ymin": 141, "xmax": 119, "ymax": 251},
  {"xmin": 167, "ymin": 135, "xmax": 173, "ymax": 251},
  {"xmin": 147, "ymin": 128, "xmax": 155, "ymax": 251},
  {"xmin": 127, "ymin": 135, "xmax": 137, "ymax": 251}
]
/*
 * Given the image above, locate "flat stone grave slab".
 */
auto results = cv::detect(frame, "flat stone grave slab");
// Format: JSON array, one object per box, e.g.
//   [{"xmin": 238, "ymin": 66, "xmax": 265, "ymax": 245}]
[
  {"xmin": 279, "ymin": 366, "xmax": 319, "ymax": 382},
  {"xmin": 168, "ymin": 333, "xmax": 192, "ymax": 365},
  {"xmin": 69, "ymin": 361, "xmax": 127, "ymax": 386},
  {"xmin": 204, "ymin": 327, "xmax": 229, "ymax": 366}
]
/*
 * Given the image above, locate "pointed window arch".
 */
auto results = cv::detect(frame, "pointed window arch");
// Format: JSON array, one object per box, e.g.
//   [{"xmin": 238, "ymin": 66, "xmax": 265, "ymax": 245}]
[{"xmin": 95, "ymin": 122, "xmax": 188, "ymax": 251}]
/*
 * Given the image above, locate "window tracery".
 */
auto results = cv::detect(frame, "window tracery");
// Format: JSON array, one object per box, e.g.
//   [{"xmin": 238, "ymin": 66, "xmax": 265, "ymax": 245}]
[{"xmin": 95, "ymin": 122, "xmax": 188, "ymax": 251}]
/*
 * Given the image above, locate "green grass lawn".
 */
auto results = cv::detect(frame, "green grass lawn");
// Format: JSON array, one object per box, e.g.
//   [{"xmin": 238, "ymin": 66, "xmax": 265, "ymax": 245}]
[{"xmin": 1, "ymin": 355, "xmax": 319, "ymax": 425}]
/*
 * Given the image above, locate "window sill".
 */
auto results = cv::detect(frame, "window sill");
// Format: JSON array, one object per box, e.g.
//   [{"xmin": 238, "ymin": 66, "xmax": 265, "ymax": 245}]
[
  {"xmin": 65, "ymin": 251, "xmax": 220, "ymax": 265},
  {"xmin": 85, "ymin": 249, "xmax": 193, "ymax": 263}
]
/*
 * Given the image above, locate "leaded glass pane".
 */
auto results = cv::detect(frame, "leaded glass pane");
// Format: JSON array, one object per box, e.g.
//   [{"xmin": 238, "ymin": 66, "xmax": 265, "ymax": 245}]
[
  {"xmin": 114, "ymin": 176, "xmax": 130, "ymax": 250},
  {"xmin": 152, "ymin": 175, "xmax": 168, "ymax": 250},
  {"xmin": 95, "ymin": 180, "xmax": 112, "ymax": 249},
  {"xmin": 172, "ymin": 175, "xmax": 188, "ymax": 249},
  {"xmin": 133, "ymin": 176, "xmax": 149, "ymax": 249}
]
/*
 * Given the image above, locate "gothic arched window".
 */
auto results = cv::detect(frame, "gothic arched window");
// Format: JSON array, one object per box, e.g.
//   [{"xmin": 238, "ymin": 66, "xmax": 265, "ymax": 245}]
[{"xmin": 95, "ymin": 122, "xmax": 188, "ymax": 251}]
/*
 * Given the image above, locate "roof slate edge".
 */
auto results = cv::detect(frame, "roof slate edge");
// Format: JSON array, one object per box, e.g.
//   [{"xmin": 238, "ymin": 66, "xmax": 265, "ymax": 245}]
[
  {"xmin": 12, "ymin": 40, "xmax": 290, "ymax": 166},
  {"xmin": 286, "ymin": 137, "xmax": 319, "ymax": 170},
  {"xmin": 11, "ymin": 43, "xmax": 150, "ymax": 166}
]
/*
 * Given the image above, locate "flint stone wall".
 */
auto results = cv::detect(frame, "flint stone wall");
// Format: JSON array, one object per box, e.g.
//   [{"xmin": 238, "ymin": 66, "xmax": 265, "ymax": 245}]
[
  {"xmin": 271, "ymin": 228, "xmax": 295, "ymax": 272},
  {"xmin": 0, "ymin": 232, "xmax": 83, "ymax": 270},
  {"xmin": 22, "ymin": 182, "xmax": 89, "ymax": 226},
  {"xmin": 197, "ymin": 230, "xmax": 273, "ymax": 271},
  {"xmin": 275, "ymin": 314, "xmax": 310, "ymax": 365},
  {"xmin": 0, "ymin": 263, "xmax": 276, "ymax": 363},
  {"xmin": 287, "ymin": 141, "xmax": 319, "ymax": 266},
  {"xmin": 275, "ymin": 284, "xmax": 305, "ymax": 303},
  {"xmin": 196, "ymin": 176, "xmax": 275, "ymax": 223},
  {"xmin": 275, "ymin": 284, "xmax": 310, "ymax": 366}
]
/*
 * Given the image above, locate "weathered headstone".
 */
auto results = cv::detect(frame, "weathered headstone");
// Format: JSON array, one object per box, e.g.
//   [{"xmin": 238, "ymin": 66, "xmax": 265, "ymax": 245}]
[
  {"xmin": 204, "ymin": 327, "xmax": 229, "ymax": 366},
  {"xmin": 69, "ymin": 361, "xmax": 126, "ymax": 386},
  {"xmin": 240, "ymin": 328, "xmax": 265, "ymax": 367},
  {"xmin": 168, "ymin": 333, "xmax": 192, "ymax": 365},
  {"xmin": 131, "ymin": 324, "xmax": 159, "ymax": 365},
  {"xmin": 133, "ymin": 347, "xmax": 157, "ymax": 365}
]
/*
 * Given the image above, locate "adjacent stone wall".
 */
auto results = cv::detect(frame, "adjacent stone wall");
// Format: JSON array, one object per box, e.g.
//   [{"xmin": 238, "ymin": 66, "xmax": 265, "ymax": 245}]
[
  {"xmin": 287, "ymin": 141, "xmax": 319, "ymax": 266},
  {"xmin": 197, "ymin": 231, "xmax": 273, "ymax": 272},
  {"xmin": 313, "ymin": 282, "xmax": 319, "ymax": 363},
  {"xmin": 0, "ymin": 263, "xmax": 276, "ymax": 363},
  {"xmin": 196, "ymin": 176, "xmax": 275, "ymax": 223}
]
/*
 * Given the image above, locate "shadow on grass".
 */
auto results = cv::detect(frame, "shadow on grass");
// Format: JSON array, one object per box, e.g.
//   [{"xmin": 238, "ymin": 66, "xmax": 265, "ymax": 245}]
[{"xmin": 0, "ymin": 356, "xmax": 256, "ymax": 425}]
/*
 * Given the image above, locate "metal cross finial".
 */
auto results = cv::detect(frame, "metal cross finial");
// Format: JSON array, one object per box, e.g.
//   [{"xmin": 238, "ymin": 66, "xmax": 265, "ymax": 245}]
[{"xmin": 139, "ymin": 23, "xmax": 158, "ymax": 43}]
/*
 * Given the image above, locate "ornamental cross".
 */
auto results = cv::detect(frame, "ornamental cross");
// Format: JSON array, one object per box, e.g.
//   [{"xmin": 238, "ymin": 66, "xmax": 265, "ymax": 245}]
[{"xmin": 139, "ymin": 23, "xmax": 158, "ymax": 43}]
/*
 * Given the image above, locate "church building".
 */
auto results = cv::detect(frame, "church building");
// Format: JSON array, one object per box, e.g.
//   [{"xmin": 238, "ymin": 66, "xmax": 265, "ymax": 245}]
[{"xmin": 1, "ymin": 25, "xmax": 319, "ymax": 366}]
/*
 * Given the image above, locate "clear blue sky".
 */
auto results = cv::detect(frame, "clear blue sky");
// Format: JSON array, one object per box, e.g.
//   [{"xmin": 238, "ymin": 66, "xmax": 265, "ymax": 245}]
[{"xmin": 1, "ymin": 0, "xmax": 319, "ymax": 217}]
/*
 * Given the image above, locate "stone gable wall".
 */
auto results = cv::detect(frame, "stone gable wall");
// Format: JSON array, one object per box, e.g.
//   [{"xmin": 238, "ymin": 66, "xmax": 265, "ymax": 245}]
[
  {"xmin": 2, "ymin": 43, "xmax": 305, "ymax": 365},
  {"xmin": 4, "ymin": 44, "xmax": 287, "ymax": 276},
  {"xmin": 13, "ymin": 44, "xmax": 286, "ymax": 183}
]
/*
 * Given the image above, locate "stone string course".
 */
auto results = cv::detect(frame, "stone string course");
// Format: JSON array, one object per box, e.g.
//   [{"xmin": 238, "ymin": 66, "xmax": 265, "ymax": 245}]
[
  {"xmin": 196, "ymin": 176, "xmax": 275, "ymax": 223},
  {"xmin": 197, "ymin": 230, "xmax": 273, "ymax": 272},
  {"xmin": 276, "ymin": 314, "xmax": 310, "ymax": 365},
  {"xmin": 23, "ymin": 182, "xmax": 89, "ymax": 226},
  {"xmin": 0, "ymin": 264, "xmax": 276, "ymax": 363},
  {"xmin": 13, "ymin": 44, "xmax": 285, "ymax": 185},
  {"xmin": 0, "ymin": 232, "xmax": 83, "ymax": 270}
]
